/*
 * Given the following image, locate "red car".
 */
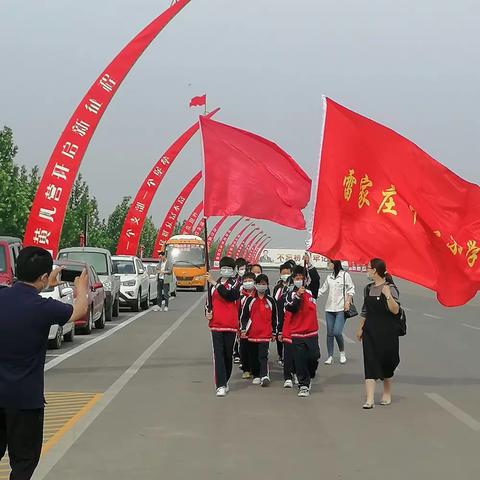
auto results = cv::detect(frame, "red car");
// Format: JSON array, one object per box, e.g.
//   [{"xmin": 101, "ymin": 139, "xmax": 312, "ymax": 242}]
[
  {"xmin": 0, "ymin": 236, "xmax": 22, "ymax": 288},
  {"xmin": 55, "ymin": 259, "xmax": 107, "ymax": 334}
]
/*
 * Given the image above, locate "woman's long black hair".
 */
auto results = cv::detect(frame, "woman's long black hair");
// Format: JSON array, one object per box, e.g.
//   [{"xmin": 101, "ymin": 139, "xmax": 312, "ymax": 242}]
[{"xmin": 330, "ymin": 259, "xmax": 343, "ymax": 278}]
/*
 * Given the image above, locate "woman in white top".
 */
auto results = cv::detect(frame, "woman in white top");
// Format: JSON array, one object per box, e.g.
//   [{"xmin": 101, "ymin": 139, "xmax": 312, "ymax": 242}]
[{"xmin": 319, "ymin": 260, "xmax": 355, "ymax": 365}]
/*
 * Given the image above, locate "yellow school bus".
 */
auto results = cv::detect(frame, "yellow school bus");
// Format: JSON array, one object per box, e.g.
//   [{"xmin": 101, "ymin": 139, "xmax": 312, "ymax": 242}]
[{"xmin": 165, "ymin": 235, "xmax": 206, "ymax": 291}]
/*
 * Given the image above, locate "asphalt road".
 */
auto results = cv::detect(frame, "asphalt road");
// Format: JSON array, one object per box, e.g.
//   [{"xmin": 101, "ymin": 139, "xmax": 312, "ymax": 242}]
[{"xmin": 28, "ymin": 274, "xmax": 480, "ymax": 479}]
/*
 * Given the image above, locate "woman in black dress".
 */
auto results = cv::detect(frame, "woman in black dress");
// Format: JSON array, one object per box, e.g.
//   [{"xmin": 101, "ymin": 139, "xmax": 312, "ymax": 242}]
[{"xmin": 356, "ymin": 258, "xmax": 400, "ymax": 409}]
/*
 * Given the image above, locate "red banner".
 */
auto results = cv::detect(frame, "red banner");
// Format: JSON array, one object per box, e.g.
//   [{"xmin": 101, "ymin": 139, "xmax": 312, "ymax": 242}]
[
  {"xmin": 117, "ymin": 108, "xmax": 219, "ymax": 255},
  {"xmin": 309, "ymin": 97, "xmax": 480, "ymax": 306},
  {"xmin": 212, "ymin": 218, "xmax": 245, "ymax": 268},
  {"xmin": 207, "ymin": 216, "xmax": 228, "ymax": 248},
  {"xmin": 193, "ymin": 217, "xmax": 206, "ymax": 237},
  {"xmin": 242, "ymin": 231, "xmax": 264, "ymax": 260},
  {"xmin": 226, "ymin": 221, "xmax": 255, "ymax": 258},
  {"xmin": 23, "ymin": 0, "xmax": 192, "ymax": 257},
  {"xmin": 249, "ymin": 234, "xmax": 267, "ymax": 262},
  {"xmin": 235, "ymin": 227, "xmax": 260, "ymax": 258},
  {"xmin": 254, "ymin": 239, "xmax": 271, "ymax": 263},
  {"xmin": 180, "ymin": 201, "xmax": 203, "ymax": 235},
  {"xmin": 152, "ymin": 172, "xmax": 202, "ymax": 257}
]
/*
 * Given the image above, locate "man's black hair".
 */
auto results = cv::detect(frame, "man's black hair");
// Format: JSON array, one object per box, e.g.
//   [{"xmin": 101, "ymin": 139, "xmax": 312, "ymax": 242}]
[
  {"xmin": 249, "ymin": 263, "xmax": 263, "ymax": 272},
  {"xmin": 243, "ymin": 272, "xmax": 256, "ymax": 281},
  {"xmin": 285, "ymin": 259, "xmax": 296, "ymax": 270},
  {"xmin": 235, "ymin": 258, "xmax": 248, "ymax": 268},
  {"xmin": 293, "ymin": 265, "xmax": 307, "ymax": 278},
  {"xmin": 219, "ymin": 256, "xmax": 236, "ymax": 269},
  {"xmin": 255, "ymin": 273, "xmax": 269, "ymax": 285},
  {"xmin": 16, "ymin": 246, "xmax": 53, "ymax": 282},
  {"xmin": 279, "ymin": 262, "xmax": 293, "ymax": 273}
]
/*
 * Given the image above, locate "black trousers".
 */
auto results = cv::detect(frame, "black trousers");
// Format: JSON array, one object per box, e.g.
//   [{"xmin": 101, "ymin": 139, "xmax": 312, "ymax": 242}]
[
  {"xmin": 0, "ymin": 408, "xmax": 44, "ymax": 480},
  {"xmin": 211, "ymin": 331, "xmax": 236, "ymax": 389},
  {"xmin": 239, "ymin": 338, "xmax": 251, "ymax": 372},
  {"xmin": 283, "ymin": 342, "xmax": 296, "ymax": 381},
  {"xmin": 292, "ymin": 336, "xmax": 320, "ymax": 388},
  {"xmin": 157, "ymin": 279, "xmax": 170, "ymax": 308},
  {"xmin": 276, "ymin": 338, "xmax": 284, "ymax": 359},
  {"xmin": 248, "ymin": 342, "xmax": 269, "ymax": 378}
]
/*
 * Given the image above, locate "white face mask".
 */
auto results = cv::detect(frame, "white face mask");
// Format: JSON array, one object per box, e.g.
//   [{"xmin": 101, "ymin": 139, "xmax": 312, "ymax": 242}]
[
  {"xmin": 243, "ymin": 281, "xmax": 255, "ymax": 291},
  {"xmin": 280, "ymin": 274, "xmax": 290, "ymax": 282},
  {"xmin": 220, "ymin": 267, "xmax": 234, "ymax": 278},
  {"xmin": 293, "ymin": 279, "xmax": 303, "ymax": 289},
  {"xmin": 238, "ymin": 267, "xmax": 246, "ymax": 277},
  {"xmin": 255, "ymin": 284, "xmax": 268, "ymax": 294}
]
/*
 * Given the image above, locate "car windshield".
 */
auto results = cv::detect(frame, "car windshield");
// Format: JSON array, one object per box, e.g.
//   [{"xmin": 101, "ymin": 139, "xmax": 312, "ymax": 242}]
[
  {"xmin": 0, "ymin": 248, "xmax": 6, "ymax": 273},
  {"xmin": 59, "ymin": 252, "xmax": 108, "ymax": 275},
  {"xmin": 113, "ymin": 260, "xmax": 135, "ymax": 275},
  {"xmin": 166, "ymin": 244, "xmax": 205, "ymax": 268}
]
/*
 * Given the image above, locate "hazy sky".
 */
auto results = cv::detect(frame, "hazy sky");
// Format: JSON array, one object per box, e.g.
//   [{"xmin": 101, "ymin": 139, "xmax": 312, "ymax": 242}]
[{"xmin": 1, "ymin": 0, "xmax": 479, "ymax": 248}]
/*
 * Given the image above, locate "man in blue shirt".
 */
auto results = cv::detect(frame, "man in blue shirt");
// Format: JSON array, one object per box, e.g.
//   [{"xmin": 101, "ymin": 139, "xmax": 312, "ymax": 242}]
[{"xmin": 0, "ymin": 247, "xmax": 88, "ymax": 480}]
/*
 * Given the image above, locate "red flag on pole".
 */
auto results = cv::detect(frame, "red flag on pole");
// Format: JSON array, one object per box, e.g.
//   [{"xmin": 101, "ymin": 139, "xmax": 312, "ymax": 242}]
[
  {"xmin": 309, "ymin": 97, "xmax": 480, "ymax": 307},
  {"xmin": 200, "ymin": 117, "xmax": 311, "ymax": 230},
  {"xmin": 190, "ymin": 94, "xmax": 206, "ymax": 107}
]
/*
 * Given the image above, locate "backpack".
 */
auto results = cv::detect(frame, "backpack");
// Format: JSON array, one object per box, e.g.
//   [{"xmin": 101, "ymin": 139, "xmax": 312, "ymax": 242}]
[{"xmin": 364, "ymin": 282, "xmax": 407, "ymax": 337}]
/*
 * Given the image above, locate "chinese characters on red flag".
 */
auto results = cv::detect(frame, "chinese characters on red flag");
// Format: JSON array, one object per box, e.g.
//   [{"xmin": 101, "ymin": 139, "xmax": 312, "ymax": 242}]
[
  {"xmin": 23, "ymin": 0, "xmax": 192, "ymax": 257},
  {"xmin": 309, "ymin": 97, "xmax": 480, "ymax": 306}
]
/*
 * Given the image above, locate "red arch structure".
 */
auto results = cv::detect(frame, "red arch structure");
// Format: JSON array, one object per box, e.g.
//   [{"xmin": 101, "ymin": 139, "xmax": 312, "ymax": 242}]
[
  {"xmin": 235, "ymin": 227, "xmax": 260, "ymax": 258},
  {"xmin": 23, "ymin": 0, "xmax": 192, "ymax": 256},
  {"xmin": 226, "ymin": 222, "xmax": 255, "ymax": 258},
  {"xmin": 212, "ymin": 217, "xmax": 246, "ymax": 268},
  {"xmin": 116, "ymin": 109, "xmax": 219, "ymax": 255},
  {"xmin": 207, "ymin": 216, "xmax": 228, "ymax": 248},
  {"xmin": 151, "ymin": 171, "xmax": 202, "ymax": 257},
  {"xmin": 248, "ymin": 234, "xmax": 267, "ymax": 261},
  {"xmin": 242, "ymin": 230, "xmax": 264, "ymax": 259},
  {"xmin": 193, "ymin": 217, "xmax": 206, "ymax": 237},
  {"xmin": 180, "ymin": 201, "xmax": 203, "ymax": 235}
]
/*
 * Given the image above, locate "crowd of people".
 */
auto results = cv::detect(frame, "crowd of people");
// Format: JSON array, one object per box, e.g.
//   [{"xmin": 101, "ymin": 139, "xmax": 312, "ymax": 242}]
[{"xmin": 205, "ymin": 254, "xmax": 403, "ymax": 406}]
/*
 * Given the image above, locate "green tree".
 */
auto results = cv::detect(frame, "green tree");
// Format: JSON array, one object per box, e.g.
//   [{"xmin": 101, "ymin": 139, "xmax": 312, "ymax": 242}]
[
  {"xmin": 139, "ymin": 216, "xmax": 158, "ymax": 257},
  {"xmin": 173, "ymin": 220, "xmax": 186, "ymax": 236},
  {"xmin": 102, "ymin": 196, "xmax": 131, "ymax": 253}
]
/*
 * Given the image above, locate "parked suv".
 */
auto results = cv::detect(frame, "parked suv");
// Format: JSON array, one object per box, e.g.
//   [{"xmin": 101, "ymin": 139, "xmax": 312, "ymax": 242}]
[
  {"xmin": 112, "ymin": 255, "xmax": 150, "ymax": 311},
  {"xmin": 0, "ymin": 236, "xmax": 22, "ymax": 288},
  {"xmin": 58, "ymin": 247, "xmax": 120, "ymax": 321}
]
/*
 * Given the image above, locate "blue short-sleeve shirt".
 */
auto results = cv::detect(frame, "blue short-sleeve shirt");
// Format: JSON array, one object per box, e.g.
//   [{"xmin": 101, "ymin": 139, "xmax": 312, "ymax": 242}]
[{"xmin": 0, "ymin": 282, "xmax": 74, "ymax": 409}]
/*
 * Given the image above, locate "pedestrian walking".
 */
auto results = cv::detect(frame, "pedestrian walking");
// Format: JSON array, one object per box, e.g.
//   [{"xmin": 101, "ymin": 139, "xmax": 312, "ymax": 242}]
[
  {"xmin": 205, "ymin": 257, "xmax": 241, "ymax": 397},
  {"xmin": 154, "ymin": 251, "xmax": 172, "ymax": 312},
  {"xmin": 356, "ymin": 258, "xmax": 401, "ymax": 409},
  {"xmin": 320, "ymin": 260, "xmax": 355, "ymax": 365},
  {"xmin": 240, "ymin": 274, "xmax": 278, "ymax": 387},
  {"xmin": 0, "ymin": 247, "xmax": 88, "ymax": 480},
  {"xmin": 273, "ymin": 262, "xmax": 293, "ymax": 365},
  {"xmin": 238, "ymin": 272, "xmax": 256, "ymax": 377}
]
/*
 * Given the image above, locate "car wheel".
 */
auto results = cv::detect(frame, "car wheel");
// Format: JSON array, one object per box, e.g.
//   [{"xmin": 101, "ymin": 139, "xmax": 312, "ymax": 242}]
[
  {"xmin": 141, "ymin": 290, "xmax": 149, "ymax": 310},
  {"xmin": 112, "ymin": 294, "xmax": 120, "ymax": 317},
  {"xmin": 49, "ymin": 326, "xmax": 63, "ymax": 349},
  {"xmin": 132, "ymin": 291, "xmax": 141, "ymax": 312},
  {"xmin": 95, "ymin": 303, "xmax": 106, "ymax": 329},
  {"xmin": 105, "ymin": 297, "xmax": 113, "ymax": 321},
  {"xmin": 79, "ymin": 308, "xmax": 93, "ymax": 335},
  {"xmin": 64, "ymin": 324, "xmax": 75, "ymax": 342}
]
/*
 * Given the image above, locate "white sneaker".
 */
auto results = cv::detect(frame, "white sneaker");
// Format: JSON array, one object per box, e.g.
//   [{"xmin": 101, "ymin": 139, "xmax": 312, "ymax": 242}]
[
  {"xmin": 152, "ymin": 306, "xmax": 160, "ymax": 312},
  {"xmin": 216, "ymin": 387, "xmax": 226, "ymax": 397},
  {"xmin": 283, "ymin": 379, "xmax": 293, "ymax": 388},
  {"xmin": 225, "ymin": 384, "xmax": 230, "ymax": 393},
  {"xmin": 164, "ymin": 307, "xmax": 169, "ymax": 312},
  {"xmin": 261, "ymin": 376, "xmax": 270, "ymax": 387},
  {"xmin": 293, "ymin": 374, "xmax": 299, "ymax": 385},
  {"xmin": 340, "ymin": 352, "xmax": 347, "ymax": 364},
  {"xmin": 252, "ymin": 377, "xmax": 261, "ymax": 385},
  {"xmin": 324, "ymin": 356, "xmax": 333, "ymax": 365},
  {"xmin": 298, "ymin": 386, "xmax": 310, "ymax": 397}
]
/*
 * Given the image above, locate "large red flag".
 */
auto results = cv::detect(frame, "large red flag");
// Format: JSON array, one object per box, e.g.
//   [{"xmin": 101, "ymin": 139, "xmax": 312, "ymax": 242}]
[
  {"xmin": 309, "ymin": 97, "xmax": 480, "ymax": 306},
  {"xmin": 200, "ymin": 117, "xmax": 311, "ymax": 230}
]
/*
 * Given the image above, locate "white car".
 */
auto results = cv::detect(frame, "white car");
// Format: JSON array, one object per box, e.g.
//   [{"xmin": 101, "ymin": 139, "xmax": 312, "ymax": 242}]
[
  {"xmin": 40, "ymin": 284, "xmax": 75, "ymax": 350},
  {"xmin": 112, "ymin": 255, "xmax": 150, "ymax": 311}
]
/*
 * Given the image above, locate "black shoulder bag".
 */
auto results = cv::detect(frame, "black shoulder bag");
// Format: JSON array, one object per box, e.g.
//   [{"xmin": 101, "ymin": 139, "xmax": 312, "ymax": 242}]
[{"xmin": 343, "ymin": 272, "xmax": 358, "ymax": 319}]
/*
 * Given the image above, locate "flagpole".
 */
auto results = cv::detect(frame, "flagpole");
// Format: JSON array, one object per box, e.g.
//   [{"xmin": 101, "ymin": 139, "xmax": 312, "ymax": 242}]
[{"xmin": 203, "ymin": 217, "xmax": 213, "ymax": 311}]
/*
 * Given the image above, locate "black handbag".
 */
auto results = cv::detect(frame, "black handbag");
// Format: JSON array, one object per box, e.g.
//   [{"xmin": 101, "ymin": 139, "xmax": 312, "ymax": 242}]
[
  {"xmin": 394, "ymin": 307, "xmax": 407, "ymax": 336},
  {"xmin": 343, "ymin": 272, "xmax": 358, "ymax": 319}
]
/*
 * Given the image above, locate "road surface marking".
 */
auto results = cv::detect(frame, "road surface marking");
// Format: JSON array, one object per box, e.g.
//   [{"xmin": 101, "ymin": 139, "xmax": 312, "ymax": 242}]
[
  {"xmin": 0, "ymin": 392, "xmax": 101, "ymax": 480},
  {"xmin": 44, "ymin": 310, "xmax": 149, "ymax": 372},
  {"xmin": 462, "ymin": 323, "xmax": 480, "ymax": 331},
  {"xmin": 425, "ymin": 393, "xmax": 480, "ymax": 432},
  {"xmin": 33, "ymin": 295, "xmax": 206, "ymax": 480},
  {"xmin": 319, "ymin": 318, "xmax": 355, "ymax": 344},
  {"xmin": 423, "ymin": 313, "xmax": 442, "ymax": 319}
]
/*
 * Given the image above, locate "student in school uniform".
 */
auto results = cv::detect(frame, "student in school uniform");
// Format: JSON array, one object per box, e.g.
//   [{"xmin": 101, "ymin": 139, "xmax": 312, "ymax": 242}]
[
  {"xmin": 238, "ymin": 272, "xmax": 257, "ymax": 379},
  {"xmin": 273, "ymin": 262, "xmax": 293, "ymax": 366},
  {"xmin": 240, "ymin": 274, "xmax": 278, "ymax": 387},
  {"xmin": 205, "ymin": 257, "xmax": 241, "ymax": 397},
  {"xmin": 284, "ymin": 259, "xmax": 321, "ymax": 397},
  {"xmin": 233, "ymin": 258, "xmax": 249, "ymax": 363}
]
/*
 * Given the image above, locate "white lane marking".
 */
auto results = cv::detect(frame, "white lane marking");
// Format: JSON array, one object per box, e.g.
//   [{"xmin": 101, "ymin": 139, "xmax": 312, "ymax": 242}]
[
  {"xmin": 45, "ymin": 354, "xmax": 61, "ymax": 358},
  {"xmin": 44, "ymin": 311, "xmax": 149, "ymax": 372},
  {"xmin": 33, "ymin": 295, "xmax": 205, "ymax": 480},
  {"xmin": 319, "ymin": 318, "xmax": 355, "ymax": 344},
  {"xmin": 425, "ymin": 393, "xmax": 480, "ymax": 432},
  {"xmin": 462, "ymin": 323, "xmax": 480, "ymax": 331},
  {"xmin": 423, "ymin": 313, "xmax": 442, "ymax": 319}
]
